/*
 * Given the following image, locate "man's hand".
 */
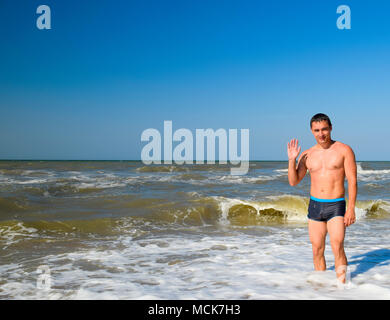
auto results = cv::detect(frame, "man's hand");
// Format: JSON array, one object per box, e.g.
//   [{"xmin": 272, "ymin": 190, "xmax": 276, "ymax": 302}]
[
  {"xmin": 287, "ymin": 139, "xmax": 301, "ymax": 160},
  {"xmin": 344, "ymin": 208, "xmax": 356, "ymax": 227}
]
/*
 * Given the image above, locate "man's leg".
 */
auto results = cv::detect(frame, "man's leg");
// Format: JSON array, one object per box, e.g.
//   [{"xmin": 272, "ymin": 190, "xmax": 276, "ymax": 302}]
[
  {"xmin": 327, "ymin": 217, "xmax": 348, "ymax": 283},
  {"xmin": 308, "ymin": 219, "xmax": 327, "ymax": 271}
]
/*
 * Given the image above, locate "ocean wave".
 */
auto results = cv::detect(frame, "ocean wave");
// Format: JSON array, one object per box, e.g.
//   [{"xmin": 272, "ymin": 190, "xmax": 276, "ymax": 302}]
[
  {"xmin": 0, "ymin": 165, "xmax": 287, "ymax": 191},
  {"xmin": 0, "ymin": 218, "xmax": 140, "ymax": 241},
  {"xmin": 357, "ymin": 163, "xmax": 390, "ymax": 174},
  {"xmin": 0, "ymin": 196, "xmax": 310, "ymax": 235},
  {"xmin": 175, "ymin": 173, "xmax": 208, "ymax": 181},
  {"xmin": 1, "ymin": 195, "xmax": 389, "ymax": 236},
  {"xmin": 0, "ymin": 197, "xmax": 27, "ymax": 213},
  {"xmin": 357, "ymin": 163, "xmax": 390, "ymax": 182},
  {"xmin": 0, "ymin": 169, "xmax": 26, "ymax": 175},
  {"xmin": 356, "ymin": 199, "xmax": 390, "ymax": 218},
  {"xmin": 136, "ymin": 195, "xmax": 317, "ymax": 226},
  {"xmin": 18, "ymin": 183, "xmax": 123, "ymax": 197},
  {"xmin": 213, "ymin": 175, "xmax": 280, "ymax": 184},
  {"xmin": 160, "ymin": 195, "xmax": 390, "ymax": 227},
  {"xmin": 137, "ymin": 173, "xmax": 281, "ymax": 186},
  {"xmin": 216, "ymin": 195, "xmax": 310, "ymax": 225},
  {"xmin": 274, "ymin": 168, "xmax": 288, "ymax": 173},
  {"xmin": 15, "ymin": 178, "xmax": 50, "ymax": 185},
  {"xmin": 136, "ymin": 165, "xmax": 190, "ymax": 173},
  {"xmin": 136, "ymin": 164, "xmax": 240, "ymax": 173}
]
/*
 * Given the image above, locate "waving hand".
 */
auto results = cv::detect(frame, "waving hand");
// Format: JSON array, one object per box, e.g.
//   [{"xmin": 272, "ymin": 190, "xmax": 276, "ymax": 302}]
[{"xmin": 287, "ymin": 139, "xmax": 301, "ymax": 160}]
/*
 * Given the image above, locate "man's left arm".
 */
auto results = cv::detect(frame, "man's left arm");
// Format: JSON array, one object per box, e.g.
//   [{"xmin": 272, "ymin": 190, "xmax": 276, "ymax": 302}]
[{"xmin": 344, "ymin": 146, "xmax": 357, "ymax": 227}]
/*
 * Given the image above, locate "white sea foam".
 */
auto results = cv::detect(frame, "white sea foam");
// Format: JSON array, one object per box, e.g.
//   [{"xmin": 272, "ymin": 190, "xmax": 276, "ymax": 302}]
[
  {"xmin": 357, "ymin": 163, "xmax": 390, "ymax": 182},
  {"xmin": 0, "ymin": 222, "xmax": 39, "ymax": 248},
  {"xmin": 76, "ymin": 181, "xmax": 127, "ymax": 189},
  {"xmin": 16, "ymin": 179, "xmax": 49, "ymax": 184},
  {"xmin": 357, "ymin": 163, "xmax": 390, "ymax": 175},
  {"xmin": 274, "ymin": 168, "xmax": 288, "ymax": 173},
  {"xmin": 1, "ymin": 219, "xmax": 390, "ymax": 299},
  {"xmin": 139, "ymin": 173, "xmax": 281, "ymax": 186}
]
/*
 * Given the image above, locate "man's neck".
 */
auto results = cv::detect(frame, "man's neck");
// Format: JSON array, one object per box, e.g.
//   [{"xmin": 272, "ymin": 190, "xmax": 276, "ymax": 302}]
[{"xmin": 317, "ymin": 139, "xmax": 335, "ymax": 150}]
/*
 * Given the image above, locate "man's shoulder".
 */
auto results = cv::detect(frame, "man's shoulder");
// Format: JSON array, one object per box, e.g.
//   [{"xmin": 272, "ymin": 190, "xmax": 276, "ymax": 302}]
[
  {"xmin": 301, "ymin": 145, "xmax": 316, "ymax": 155},
  {"xmin": 333, "ymin": 141, "xmax": 354, "ymax": 153}
]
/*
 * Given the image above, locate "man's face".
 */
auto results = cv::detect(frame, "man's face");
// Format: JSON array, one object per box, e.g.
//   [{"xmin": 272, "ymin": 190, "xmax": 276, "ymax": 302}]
[{"xmin": 311, "ymin": 120, "xmax": 332, "ymax": 144}]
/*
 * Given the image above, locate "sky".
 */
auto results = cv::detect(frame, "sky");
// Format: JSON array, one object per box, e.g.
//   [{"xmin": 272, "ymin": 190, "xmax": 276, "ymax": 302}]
[{"xmin": 1, "ymin": 0, "xmax": 390, "ymax": 161}]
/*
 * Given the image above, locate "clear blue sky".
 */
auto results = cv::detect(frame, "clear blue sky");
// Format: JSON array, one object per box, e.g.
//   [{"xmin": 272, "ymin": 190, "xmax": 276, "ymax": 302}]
[{"xmin": 1, "ymin": 0, "xmax": 390, "ymax": 160}]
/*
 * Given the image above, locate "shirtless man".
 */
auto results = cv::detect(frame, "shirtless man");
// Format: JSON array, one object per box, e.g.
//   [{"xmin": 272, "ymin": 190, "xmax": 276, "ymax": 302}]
[{"xmin": 287, "ymin": 113, "xmax": 357, "ymax": 283}]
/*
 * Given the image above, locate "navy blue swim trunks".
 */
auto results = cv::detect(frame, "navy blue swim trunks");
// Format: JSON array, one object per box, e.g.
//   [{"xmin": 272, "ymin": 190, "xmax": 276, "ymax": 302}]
[{"xmin": 307, "ymin": 196, "xmax": 346, "ymax": 222}]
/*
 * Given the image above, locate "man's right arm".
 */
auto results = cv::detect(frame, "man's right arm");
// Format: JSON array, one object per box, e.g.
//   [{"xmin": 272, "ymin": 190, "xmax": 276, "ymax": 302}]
[
  {"xmin": 287, "ymin": 139, "xmax": 307, "ymax": 186},
  {"xmin": 288, "ymin": 153, "xmax": 307, "ymax": 186},
  {"xmin": 288, "ymin": 158, "xmax": 299, "ymax": 186}
]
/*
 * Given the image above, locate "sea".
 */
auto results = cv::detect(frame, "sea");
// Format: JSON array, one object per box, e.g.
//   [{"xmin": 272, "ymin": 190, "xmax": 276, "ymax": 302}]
[{"xmin": 0, "ymin": 160, "xmax": 390, "ymax": 299}]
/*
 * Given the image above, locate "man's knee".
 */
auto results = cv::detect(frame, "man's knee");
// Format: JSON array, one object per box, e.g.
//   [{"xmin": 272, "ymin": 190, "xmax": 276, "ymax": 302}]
[
  {"xmin": 330, "ymin": 239, "xmax": 345, "ymax": 255},
  {"xmin": 311, "ymin": 243, "xmax": 325, "ymax": 257}
]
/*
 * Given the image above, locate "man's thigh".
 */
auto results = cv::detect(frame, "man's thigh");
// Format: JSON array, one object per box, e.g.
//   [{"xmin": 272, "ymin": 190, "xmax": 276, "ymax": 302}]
[
  {"xmin": 308, "ymin": 219, "xmax": 327, "ymax": 247},
  {"xmin": 327, "ymin": 216, "xmax": 346, "ymax": 246}
]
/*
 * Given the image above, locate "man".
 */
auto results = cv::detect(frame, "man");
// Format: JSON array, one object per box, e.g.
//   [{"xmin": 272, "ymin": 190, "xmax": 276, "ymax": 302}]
[{"xmin": 287, "ymin": 113, "xmax": 357, "ymax": 284}]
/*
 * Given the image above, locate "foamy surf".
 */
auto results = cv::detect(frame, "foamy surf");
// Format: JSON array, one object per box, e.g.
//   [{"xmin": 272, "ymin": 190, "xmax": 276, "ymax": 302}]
[
  {"xmin": 357, "ymin": 162, "xmax": 390, "ymax": 182},
  {"xmin": 1, "ymin": 220, "xmax": 390, "ymax": 300}
]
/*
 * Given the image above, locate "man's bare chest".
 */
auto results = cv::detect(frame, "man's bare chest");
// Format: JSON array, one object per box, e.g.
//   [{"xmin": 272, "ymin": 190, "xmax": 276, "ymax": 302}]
[{"xmin": 306, "ymin": 152, "xmax": 344, "ymax": 173}]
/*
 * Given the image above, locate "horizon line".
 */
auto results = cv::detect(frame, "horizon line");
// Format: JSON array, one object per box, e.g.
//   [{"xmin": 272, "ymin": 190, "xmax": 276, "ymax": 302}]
[{"xmin": 0, "ymin": 159, "xmax": 385, "ymax": 162}]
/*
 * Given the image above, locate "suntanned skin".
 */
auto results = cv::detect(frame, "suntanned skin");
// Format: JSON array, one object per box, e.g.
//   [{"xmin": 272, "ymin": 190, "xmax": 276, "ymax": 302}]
[{"xmin": 287, "ymin": 120, "xmax": 357, "ymax": 283}]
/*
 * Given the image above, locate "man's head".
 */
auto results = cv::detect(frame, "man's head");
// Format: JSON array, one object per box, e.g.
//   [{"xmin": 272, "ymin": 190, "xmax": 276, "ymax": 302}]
[{"xmin": 310, "ymin": 113, "xmax": 332, "ymax": 145}]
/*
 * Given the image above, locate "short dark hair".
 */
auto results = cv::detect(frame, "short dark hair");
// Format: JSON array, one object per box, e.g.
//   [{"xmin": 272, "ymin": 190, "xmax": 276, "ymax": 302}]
[{"xmin": 310, "ymin": 113, "xmax": 332, "ymax": 128}]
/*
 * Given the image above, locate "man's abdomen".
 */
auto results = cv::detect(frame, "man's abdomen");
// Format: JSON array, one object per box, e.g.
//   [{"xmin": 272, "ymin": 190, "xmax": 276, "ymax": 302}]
[{"xmin": 310, "ymin": 175, "xmax": 345, "ymax": 199}]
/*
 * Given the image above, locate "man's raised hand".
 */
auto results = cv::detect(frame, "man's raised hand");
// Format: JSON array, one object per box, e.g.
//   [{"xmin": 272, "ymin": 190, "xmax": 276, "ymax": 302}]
[{"xmin": 287, "ymin": 139, "xmax": 301, "ymax": 160}]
